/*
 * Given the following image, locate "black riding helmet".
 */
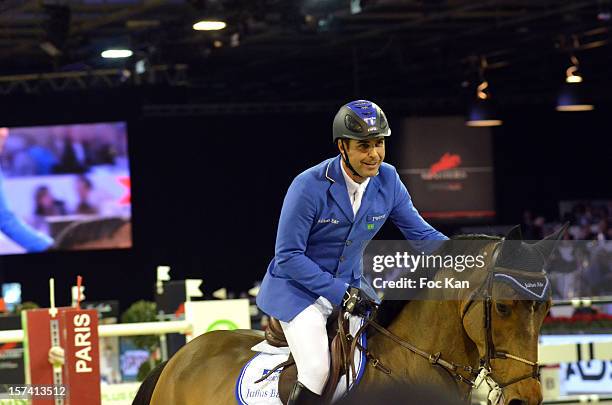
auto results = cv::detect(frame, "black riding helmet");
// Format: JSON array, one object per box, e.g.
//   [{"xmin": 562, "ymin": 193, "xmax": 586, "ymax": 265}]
[{"xmin": 332, "ymin": 100, "xmax": 391, "ymax": 178}]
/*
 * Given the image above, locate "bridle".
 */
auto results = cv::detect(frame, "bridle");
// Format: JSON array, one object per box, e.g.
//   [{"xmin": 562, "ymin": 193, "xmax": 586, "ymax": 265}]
[
  {"xmin": 459, "ymin": 242, "xmax": 544, "ymax": 404},
  {"xmin": 360, "ymin": 240, "xmax": 547, "ymax": 404}
]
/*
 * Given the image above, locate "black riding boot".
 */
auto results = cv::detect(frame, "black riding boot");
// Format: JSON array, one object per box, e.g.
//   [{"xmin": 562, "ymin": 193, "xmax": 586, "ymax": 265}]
[{"xmin": 287, "ymin": 381, "xmax": 321, "ymax": 405}]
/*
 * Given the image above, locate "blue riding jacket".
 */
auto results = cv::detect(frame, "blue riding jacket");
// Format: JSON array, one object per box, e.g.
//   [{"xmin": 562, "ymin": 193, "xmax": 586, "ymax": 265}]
[{"xmin": 256, "ymin": 156, "xmax": 447, "ymax": 322}]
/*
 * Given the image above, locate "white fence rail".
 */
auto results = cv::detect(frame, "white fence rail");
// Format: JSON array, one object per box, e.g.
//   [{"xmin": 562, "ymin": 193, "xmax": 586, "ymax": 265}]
[{"xmin": 0, "ymin": 320, "xmax": 192, "ymax": 344}]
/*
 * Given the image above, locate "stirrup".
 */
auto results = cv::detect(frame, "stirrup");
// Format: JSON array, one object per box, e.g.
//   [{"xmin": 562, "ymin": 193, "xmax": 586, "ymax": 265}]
[{"xmin": 287, "ymin": 381, "xmax": 321, "ymax": 405}]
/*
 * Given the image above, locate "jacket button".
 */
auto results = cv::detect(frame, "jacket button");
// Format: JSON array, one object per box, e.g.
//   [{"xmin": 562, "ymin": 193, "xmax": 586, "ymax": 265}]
[
  {"xmin": 345, "ymin": 240, "xmax": 352, "ymax": 246},
  {"xmin": 339, "ymin": 256, "xmax": 345, "ymax": 262}
]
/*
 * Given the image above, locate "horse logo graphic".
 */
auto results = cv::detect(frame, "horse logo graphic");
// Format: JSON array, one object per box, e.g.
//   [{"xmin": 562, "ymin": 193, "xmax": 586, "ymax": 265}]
[{"xmin": 428, "ymin": 153, "xmax": 462, "ymax": 176}]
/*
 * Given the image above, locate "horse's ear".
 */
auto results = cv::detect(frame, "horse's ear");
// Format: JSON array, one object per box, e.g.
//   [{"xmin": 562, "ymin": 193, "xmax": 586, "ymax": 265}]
[
  {"xmin": 496, "ymin": 225, "xmax": 523, "ymax": 265},
  {"xmin": 533, "ymin": 222, "xmax": 569, "ymax": 260},
  {"xmin": 505, "ymin": 224, "xmax": 523, "ymax": 240},
  {"xmin": 544, "ymin": 222, "xmax": 569, "ymax": 241}
]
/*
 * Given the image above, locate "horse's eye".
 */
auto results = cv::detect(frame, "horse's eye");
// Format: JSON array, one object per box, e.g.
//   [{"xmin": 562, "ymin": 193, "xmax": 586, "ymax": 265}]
[{"xmin": 496, "ymin": 303, "xmax": 511, "ymax": 316}]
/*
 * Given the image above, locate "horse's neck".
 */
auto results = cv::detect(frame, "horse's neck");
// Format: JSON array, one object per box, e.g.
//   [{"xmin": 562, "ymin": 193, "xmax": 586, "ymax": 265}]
[{"xmin": 369, "ymin": 299, "xmax": 478, "ymax": 385}]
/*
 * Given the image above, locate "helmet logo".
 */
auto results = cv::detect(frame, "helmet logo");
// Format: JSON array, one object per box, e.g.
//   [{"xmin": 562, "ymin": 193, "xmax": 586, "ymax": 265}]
[{"xmin": 364, "ymin": 117, "xmax": 377, "ymax": 126}]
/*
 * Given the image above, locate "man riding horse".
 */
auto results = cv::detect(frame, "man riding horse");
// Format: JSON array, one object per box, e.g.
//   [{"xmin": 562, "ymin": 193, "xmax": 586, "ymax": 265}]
[{"xmin": 256, "ymin": 100, "xmax": 448, "ymax": 404}]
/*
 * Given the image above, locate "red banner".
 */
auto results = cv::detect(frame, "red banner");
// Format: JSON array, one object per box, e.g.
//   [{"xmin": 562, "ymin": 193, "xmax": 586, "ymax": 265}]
[
  {"xmin": 63, "ymin": 308, "xmax": 100, "ymax": 404},
  {"xmin": 23, "ymin": 308, "xmax": 101, "ymax": 405}
]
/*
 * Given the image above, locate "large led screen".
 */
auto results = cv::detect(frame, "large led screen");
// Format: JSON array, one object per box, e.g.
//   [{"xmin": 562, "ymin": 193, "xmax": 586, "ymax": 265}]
[{"xmin": 0, "ymin": 122, "xmax": 131, "ymax": 254}]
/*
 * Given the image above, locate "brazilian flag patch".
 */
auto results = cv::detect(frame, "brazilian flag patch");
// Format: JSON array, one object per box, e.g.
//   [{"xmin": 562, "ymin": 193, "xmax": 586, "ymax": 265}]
[{"xmin": 367, "ymin": 223, "xmax": 375, "ymax": 230}]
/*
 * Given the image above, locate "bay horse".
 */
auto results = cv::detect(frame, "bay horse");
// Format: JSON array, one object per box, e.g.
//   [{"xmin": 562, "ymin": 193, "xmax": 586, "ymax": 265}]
[{"xmin": 136, "ymin": 226, "xmax": 563, "ymax": 405}]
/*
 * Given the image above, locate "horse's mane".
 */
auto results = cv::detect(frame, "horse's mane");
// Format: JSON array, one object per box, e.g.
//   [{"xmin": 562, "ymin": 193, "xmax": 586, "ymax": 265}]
[
  {"xmin": 52, "ymin": 217, "xmax": 129, "ymax": 249},
  {"xmin": 374, "ymin": 234, "xmax": 501, "ymax": 328}
]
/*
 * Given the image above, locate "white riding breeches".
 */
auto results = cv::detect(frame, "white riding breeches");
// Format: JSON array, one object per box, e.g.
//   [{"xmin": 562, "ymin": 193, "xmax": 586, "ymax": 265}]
[{"xmin": 280, "ymin": 297, "xmax": 334, "ymax": 395}]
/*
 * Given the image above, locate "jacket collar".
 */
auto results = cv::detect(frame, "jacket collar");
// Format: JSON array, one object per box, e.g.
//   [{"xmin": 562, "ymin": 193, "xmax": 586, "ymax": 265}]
[
  {"xmin": 326, "ymin": 156, "xmax": 353, "ymax": 222},
  {"xmin": 325, "ymin": 156, "xmax": 381, "ymax": 223},
  {"xmin": 324, "ymin": 155, "xmax": 342, "ymax": 184}
]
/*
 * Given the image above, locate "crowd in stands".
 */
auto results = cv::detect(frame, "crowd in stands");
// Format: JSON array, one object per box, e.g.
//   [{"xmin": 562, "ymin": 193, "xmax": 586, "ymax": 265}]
[{"xmin": 521, "ymin": 202, "xmax": 611, "ymax": 299}]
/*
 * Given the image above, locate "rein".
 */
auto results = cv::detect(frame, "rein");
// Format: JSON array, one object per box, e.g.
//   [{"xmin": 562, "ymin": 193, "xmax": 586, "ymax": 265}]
[
  {"xmin": 366, "ymin": 316, "xmax": 477, "ymax": 387},
  {"xmin": 359, "ymin": 241, "xmax": 546, "ymax": 404}
]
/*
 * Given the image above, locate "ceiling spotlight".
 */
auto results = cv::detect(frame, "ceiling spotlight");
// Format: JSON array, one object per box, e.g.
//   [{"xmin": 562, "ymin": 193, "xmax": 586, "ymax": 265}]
[
  {"xmin": 565, "ymin": 55, "xmax": 583, "ymax": 83},
  {"xmin": 193, "ymin": 20, "xmax": 227, "ymax": 31},
  {"xmin": 230, "ymin": 33, "xmax": 240, "ymax": 48},
  {"xmin": 101, "ymin": 49, "xmax": 133, "ymax": 59},
  {"xmin": 40, "ymin": 41, "xmax": 62, "ymax": 57},
  {"xmin": 466, "ymin": 98, "xmax": 503, "ymax": 127},
  {"xmin": 565, "ymin": 72, "xmax": 583, "ymax": 83},
  {"xmin": 556, "ymin": 54, "xmax": 594, "ymax": 112},
  {"xmin": 597, "ymin": 0, "xmax": 611, "ymax": 21},
  {"xmin": 598, "ymin": 11, "xmax": 611, "ymax": 20},
  {"xmin": 465, "ymin": 57, "xmax": 503, "ymax": 127},
  {"xmin": 556, "ymin": 84, "xmax": 594, "ymax": 112}
]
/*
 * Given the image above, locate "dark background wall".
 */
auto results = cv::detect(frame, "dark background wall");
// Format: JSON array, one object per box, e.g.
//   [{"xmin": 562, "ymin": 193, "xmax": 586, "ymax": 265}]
[{"xmin": 0, "ymin": 89, "xmax": 608, "ymax": 311}]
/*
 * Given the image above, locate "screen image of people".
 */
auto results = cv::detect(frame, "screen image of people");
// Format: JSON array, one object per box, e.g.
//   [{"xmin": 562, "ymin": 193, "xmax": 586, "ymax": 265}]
[{"xmin": 0, "ymin": 122, "xmax": 131, "ymax": 254}]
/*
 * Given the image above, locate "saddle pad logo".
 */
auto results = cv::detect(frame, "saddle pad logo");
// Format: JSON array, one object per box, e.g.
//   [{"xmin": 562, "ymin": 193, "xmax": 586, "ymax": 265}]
[
  {"xmin": 494, "ymin": 273, "xmax": 550, "ymax": 300},
  {"xmin": 236, "ymin": 353, "xmax": 286, "ymax": 405}
]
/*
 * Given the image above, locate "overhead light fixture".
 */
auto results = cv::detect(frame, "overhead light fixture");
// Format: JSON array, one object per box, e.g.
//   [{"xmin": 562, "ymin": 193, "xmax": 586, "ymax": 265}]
[
  {"xmin": 230, "ymin": 33, "xmax": 240, "ymax": 48},
  {"xmin": 597, "ymin": 0, "xmax": 611, "ymax": 21},
  {"xmin": 556, "ymin": 54, "xmax": 594, "ymax": 112},
  {"xmin": 556, "ymin": 84, "xmax": 594, "ymax": 112},
  {"xmin": 40, "ymin": 41, "xmax": 62, "ymax": 57},
  {"xmin": 466, "ymin": 98, "xmax": 503, "ymax": 127},
  {"xmin": 193, "ymin": 20, "xmax": 226, "ymax": 31},
  {"xmin": 101, "ymin": 49, "xmax": 133, "ymax": 59},
  {"xmin": 135, "ymin": 59, "xmax": 147, "ymax": 74},
  {"xmin": 465, "ymin": 57, "xmax": 503, "ymax": 127},
  {"xmin": 565, "ymin": 55, "xmax": 583, "ymax": 83}
]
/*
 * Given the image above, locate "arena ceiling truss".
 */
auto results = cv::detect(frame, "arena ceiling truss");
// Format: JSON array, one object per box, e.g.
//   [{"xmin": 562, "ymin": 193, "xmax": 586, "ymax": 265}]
[{"xmin": 0, "ymin": 0, "xmax": 609, "ymax": 105}]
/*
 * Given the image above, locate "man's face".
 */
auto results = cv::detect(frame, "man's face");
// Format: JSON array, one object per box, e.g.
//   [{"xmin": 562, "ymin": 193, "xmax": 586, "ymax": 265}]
[{"xmin": 339, "ymin": 137, "xmax": 386, "ymax": 178}]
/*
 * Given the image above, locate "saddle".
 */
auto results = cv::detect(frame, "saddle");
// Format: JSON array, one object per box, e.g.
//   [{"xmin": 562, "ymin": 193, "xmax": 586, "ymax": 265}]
[{"xmin": 261, "ymin": 310, "xmax": 364, "ymax": 404}]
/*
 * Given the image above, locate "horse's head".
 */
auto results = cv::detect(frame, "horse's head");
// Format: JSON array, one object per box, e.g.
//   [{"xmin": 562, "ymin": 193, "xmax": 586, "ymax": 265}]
[{"xmin": 459, "ymin": 224, "xmax": 566, "ymax": 405}]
